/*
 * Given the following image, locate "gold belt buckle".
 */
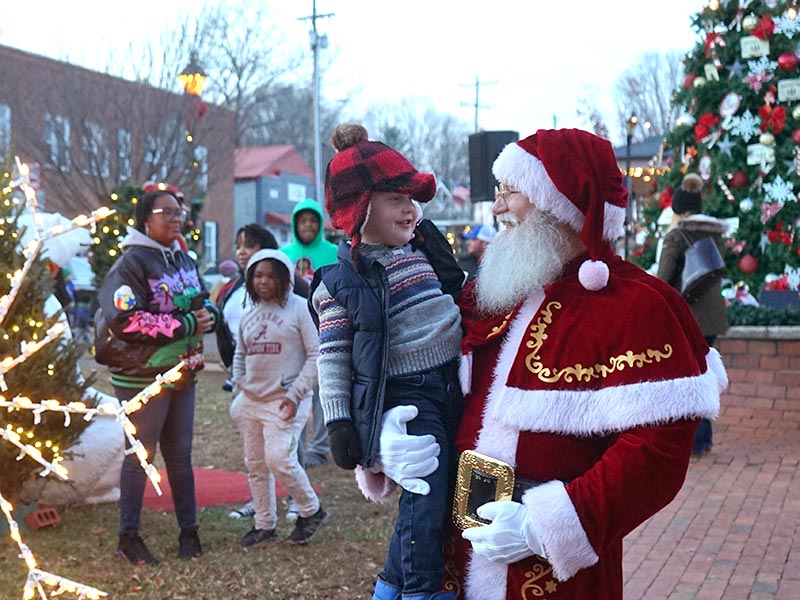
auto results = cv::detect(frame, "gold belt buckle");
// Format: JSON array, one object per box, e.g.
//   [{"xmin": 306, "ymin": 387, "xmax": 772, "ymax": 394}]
[{"xmin": 452, "ymin": 449, "xmax": 515, "ymax": 530}]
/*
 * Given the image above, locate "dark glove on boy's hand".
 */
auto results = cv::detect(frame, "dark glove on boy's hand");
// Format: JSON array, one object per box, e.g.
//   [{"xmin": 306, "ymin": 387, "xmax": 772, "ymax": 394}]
[{"xmin": 327, "ymin": 420, "xmax": 361, "ymax": 470}]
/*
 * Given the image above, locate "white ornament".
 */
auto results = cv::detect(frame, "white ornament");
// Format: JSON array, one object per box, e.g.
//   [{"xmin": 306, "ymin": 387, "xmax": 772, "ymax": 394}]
[
  {"xmin": 747, "ymin": 56, "xmax": 778, "ymax": 76},
  {"xmin": 676, "ymin": 112, "xmax": 697, "ymax": 127},
  {"xmin": 763, "ymin": 175, "xmax": 796, "ymax": 205},
  {"xmin": 739, "ymin": 197, "xmax": 754, "ymax": 212},
  {"xmin": 786, "ymin": 266, "xmax": 800, "ymax": 291},
  {"xmin": 699, "ymin": 155, "xmax": 713, "ymax": 181},
  {"xmin": 728, "ymin": 109, "xmax": 762, "ymax": 142},
  {"xmin": 693, "ymin": 76, "xmax": 707, "ymax": 87},
  {"xmin": 719, "ymin": 92, "xmax": 742, "ymax": 119},
  {"xmin": 774, "ymin": 15, "xmax": 800, "ymax": 38}
]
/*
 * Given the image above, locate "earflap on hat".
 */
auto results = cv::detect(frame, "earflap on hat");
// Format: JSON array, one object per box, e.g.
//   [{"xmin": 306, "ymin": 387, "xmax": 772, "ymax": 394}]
[{"xmin": 492, "ymin": 129, "xmax": 628, "ymax": 291}]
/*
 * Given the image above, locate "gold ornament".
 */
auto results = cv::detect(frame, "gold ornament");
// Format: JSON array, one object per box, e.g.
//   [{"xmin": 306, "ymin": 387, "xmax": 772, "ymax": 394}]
[
  {"xmin": 759, "ymin": 132, "xmax": 776, "ymax": 146},
  {"xmin": 743, "ymin": 14, "xmax": 758, "ymax": 32},
  {"xmin": 693, "ymin": 76, "xmax": 707, "ymax": 88},
  {"xmin": 792, "ymin": 105, "xmax": 800, "ymax": 120}
]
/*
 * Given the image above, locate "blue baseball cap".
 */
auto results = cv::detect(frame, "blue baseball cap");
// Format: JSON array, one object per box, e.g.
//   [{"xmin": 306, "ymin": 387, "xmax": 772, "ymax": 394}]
[{"xmin": 462, "ymin": 224, "xmax": 496, "ymax": 242}]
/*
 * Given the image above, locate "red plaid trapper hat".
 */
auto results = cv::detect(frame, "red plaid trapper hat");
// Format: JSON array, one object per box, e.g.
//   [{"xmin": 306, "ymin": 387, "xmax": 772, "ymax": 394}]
[{"xmin": 324, "ymin": 140, "xmax": 436, "ymax": 245}]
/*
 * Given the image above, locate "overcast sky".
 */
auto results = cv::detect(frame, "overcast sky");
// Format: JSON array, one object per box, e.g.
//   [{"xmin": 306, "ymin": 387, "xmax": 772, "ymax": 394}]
[{"xmin": 0, "ymin": 0, "xmax": 704, "ymax": 144}]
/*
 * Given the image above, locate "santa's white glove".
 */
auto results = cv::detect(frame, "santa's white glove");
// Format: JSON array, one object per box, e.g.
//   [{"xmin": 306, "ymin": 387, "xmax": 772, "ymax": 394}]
[
  {"xmin": 462, "ymin": 500, "xmax": 545, "ymax": 564},
  {"xmin": 375, "ymin": 405, "xmax": 440, "ymax": 495}
]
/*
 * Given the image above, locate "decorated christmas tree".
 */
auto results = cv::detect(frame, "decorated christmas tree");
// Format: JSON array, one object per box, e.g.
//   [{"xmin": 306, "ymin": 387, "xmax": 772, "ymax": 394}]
[
  {"xmin": 636, "ymin": 0, "xmax": 800, "ymax": 300},
  {"xmin": 0, "ymin": 165, "xmax": 94, "ymax": 500}
]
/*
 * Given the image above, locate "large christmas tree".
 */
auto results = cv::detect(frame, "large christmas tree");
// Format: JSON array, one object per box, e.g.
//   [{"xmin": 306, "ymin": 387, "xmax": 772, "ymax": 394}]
[
  {"xmin": 0, "ymin": 165, "xmax": 94, "ymax": 500},
  {"xmin": 636, "ymin": 0, "xmax": 800, "ymax": 299}
]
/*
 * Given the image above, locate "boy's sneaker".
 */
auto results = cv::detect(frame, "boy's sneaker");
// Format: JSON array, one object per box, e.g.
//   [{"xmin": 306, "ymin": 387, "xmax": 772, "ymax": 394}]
[
  {"xmin": 286, "ymin": 507, "xmax": 329, "ymax": 544},
  {"xmin": 117, "ymin": 532, "xmax": 159, "ymax": 566},
  {"xmin": 227, "ymin": 500, "xmax": 255, "ymax": 519},
  {"xmin": 240, "ymin": 527, "xmax": 278, "ymax": 549},
  {"xmin": 178, "ymin": 526, "xmax": 203, "ymax": 559},
  {"xmin": 286, "ymin": 497, "xmax": 299, "ymax": 523}
]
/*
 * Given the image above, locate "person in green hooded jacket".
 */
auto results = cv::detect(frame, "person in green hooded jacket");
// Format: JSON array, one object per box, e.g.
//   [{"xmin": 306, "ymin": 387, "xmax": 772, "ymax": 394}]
[
  {"xmin": 280, "ymin": 199, "xmax": 338, "ymax": 283},
  {"xmin": 280, "ymin": 198, "xmax": 337, "ymax": 468}
]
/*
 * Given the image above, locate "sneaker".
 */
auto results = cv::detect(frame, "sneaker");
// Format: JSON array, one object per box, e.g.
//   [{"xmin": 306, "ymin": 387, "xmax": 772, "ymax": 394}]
[
  {"xmin": 178, "ymin": 526, "xmax": 203, "ymax": 559},
  {"xmin": 286, "ymin": 498, "xmax": 299, "ymax": 523},
  {"xmin": 286, "ymin": 507, "xmax": 329, "ymax": 544},
  {"xmin": 222, "ymin": 379, "xmax": 233, "ymax": 392},
  {"xmin": 228, "ymin": 500, "xmax": 255, "ymax": 519},
  {"xmin": 117, "ymin": 532, "xmax": 159, "ymax": 566},
  {"xmin": 240, "ymin": 527, "xmax": 278, "ymax": 549}
]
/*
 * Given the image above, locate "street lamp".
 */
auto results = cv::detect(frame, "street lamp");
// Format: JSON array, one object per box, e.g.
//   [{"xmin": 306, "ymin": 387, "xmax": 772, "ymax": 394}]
[
  {"xmin": 624, "ymin": 113, "xmax": 637, "ymax": 260},
  {"xmin": 178, "ymin": 52, "xmax": 207, "ymax": 97}
]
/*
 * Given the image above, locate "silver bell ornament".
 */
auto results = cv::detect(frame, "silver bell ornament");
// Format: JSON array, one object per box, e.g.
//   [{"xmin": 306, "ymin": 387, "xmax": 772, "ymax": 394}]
[
  {"xmin": 743, "ymin": 14, "xmax": 758, "ymax": 32},
  {"xmin": 759, "ymin": 132, "xmax": 776, "ymax": 146},
  {"xmin": 739, "ymin": 198, "xmax": 754, "ymax": 212}
]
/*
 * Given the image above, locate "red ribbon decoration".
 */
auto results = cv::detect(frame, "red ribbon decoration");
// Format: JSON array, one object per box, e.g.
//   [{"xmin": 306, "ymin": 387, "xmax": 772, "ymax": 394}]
[
  {"xmin": 759, "ymin": 104, "xmax": 786, "ymax": 134},
  {"xmin": 752, "ymin": 16, "xmax": 776, "ymax": 40}
]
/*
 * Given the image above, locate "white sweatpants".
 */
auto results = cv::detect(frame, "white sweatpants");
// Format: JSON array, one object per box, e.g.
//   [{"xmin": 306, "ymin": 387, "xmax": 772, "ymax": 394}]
[{"xmin": 230, "ymin": 391, "xmax": 320, "ymax": 531}]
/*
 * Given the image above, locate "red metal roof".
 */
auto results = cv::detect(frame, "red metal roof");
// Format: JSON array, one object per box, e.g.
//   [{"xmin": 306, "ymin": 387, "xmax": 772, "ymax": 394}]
[{"xmin": 235, "ymin": 146, "xmax": 314, "ymax": 179}]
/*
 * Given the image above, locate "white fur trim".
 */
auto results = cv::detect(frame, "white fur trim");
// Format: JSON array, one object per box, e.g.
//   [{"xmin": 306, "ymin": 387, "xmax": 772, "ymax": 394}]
[
  {"xmin": 522, "ymin": 482, "xmax": 599, "ymax": 581},
  {"xmin": 465, "ymin": 553, "xmax": 509, "ymax": 600},
  {"xmin": 707, "ymin": 347, "xmax": 728, "ymax": 392},
  {"xmin": 492, "ymin": 143, "xmax": 625, "ymax": 240},
  {"xmin": 354, "ymin": 466, "xmax": 397, "ymax": 503},
  {"xmin": 578, "ymin": 259, "xmax": 609, "ymax": 291},
  {"xmin": 487, "ymin": 349, "xmax": 723, "ymax": 437},
  {"xmin": 459, "ymin": 352, "xmax": 473, "ymax": 395}
]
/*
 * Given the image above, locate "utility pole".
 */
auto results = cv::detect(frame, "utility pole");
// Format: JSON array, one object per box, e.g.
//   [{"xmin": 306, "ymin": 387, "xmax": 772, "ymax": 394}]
[
  {"xmin": 461, "ymin": 76, "xmax": 496, "ymax": 132},
  {"xmin": 299, "ymin": 1, "xmax": 334, "ymax": 206}
]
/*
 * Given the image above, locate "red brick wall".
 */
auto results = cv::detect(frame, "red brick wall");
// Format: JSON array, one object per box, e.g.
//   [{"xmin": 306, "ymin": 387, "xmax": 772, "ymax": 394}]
[{"xmin": 717, "ymin": 327, "xmax": 800, "ymax": 427}]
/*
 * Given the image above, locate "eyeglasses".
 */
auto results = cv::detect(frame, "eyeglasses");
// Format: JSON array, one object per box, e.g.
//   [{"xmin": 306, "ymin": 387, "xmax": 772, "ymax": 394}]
[
  {"xmin": 494, "ymin": 183, "xmax": 522, "ymax": 202},
  {"xmin": 151, "ymin": 207, "xmax": 188, "ymax": 222}
]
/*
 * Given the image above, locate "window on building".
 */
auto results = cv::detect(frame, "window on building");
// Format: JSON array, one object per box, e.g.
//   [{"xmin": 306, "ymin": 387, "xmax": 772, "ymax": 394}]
[
  {"xmin": 145, "ymin": 135, "xmax": 168, "ymax": 181},
  {"xmin": 0, "ymin": 104, "xmax": 10, "ymax": 156},
  {"xmin": 81, "ymin": 122, "xmax": 110, "ymax": 178},
  {"xmin": 43, "ymin": 113, "xmax": 71, "ymax": 172},
  {"xmin": 117, "ymin": 129, "xmax": 131, "ymax": 181}
]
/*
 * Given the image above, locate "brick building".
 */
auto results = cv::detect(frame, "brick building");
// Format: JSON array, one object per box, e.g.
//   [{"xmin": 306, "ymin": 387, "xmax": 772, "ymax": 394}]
[{"xmin": 0, "ymin": 44, "xmax": 236, "ymax": 261}]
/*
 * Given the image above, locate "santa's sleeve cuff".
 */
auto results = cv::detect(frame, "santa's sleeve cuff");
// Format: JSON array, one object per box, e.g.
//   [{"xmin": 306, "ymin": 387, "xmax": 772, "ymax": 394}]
[
  {"xmin": 522, "ymin": 481, "xmax": 598, "ymax": 581},
  {"xmin": 355, "ymin": 466, "xmax": 397, "ymax": 503}
]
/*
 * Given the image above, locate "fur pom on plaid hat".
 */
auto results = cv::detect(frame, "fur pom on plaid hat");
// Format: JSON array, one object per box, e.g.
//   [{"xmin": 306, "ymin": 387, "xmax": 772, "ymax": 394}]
[{"xmin": 324, "ymin": 123, "xmax": 436, "ymax": 249}]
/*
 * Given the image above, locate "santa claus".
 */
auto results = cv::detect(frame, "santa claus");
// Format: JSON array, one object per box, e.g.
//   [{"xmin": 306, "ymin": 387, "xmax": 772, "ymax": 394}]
[{"xmin": 371, "ymin": 128, "xmax": 727, "ymax": 600}]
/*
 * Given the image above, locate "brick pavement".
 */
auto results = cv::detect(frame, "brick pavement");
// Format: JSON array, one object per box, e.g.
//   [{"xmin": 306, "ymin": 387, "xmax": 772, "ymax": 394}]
[{"xmin": 622, "ymin": 415, "xmax": 800, "ymax": 599}]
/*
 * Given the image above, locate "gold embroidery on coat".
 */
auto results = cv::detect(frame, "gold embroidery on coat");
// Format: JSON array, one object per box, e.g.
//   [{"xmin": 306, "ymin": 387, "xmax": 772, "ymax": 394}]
[
  {"xmin": 441, "ymin": 539, "xmax": 462, "ymax": 597},
  {"xmin": 487, "ymin": 311, "xmax": 514, "ymax": 339},
  {"xmin": 520, "ymin": 564, "xmax": 557, "ymax": 598},
  {"xmin": 524, "ymin": 301, "xmax": 673, "ymax": 382}
]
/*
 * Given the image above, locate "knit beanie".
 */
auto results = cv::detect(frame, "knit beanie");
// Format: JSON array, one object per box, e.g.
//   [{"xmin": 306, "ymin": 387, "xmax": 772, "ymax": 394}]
[
  {"xmin": 324, "ymin": 123, "xmax": 436, "ymax": 254},
  {"xmin": 671, "ymin": 173, "xmax": 703, "ymax": 215},
  {"xmin": 492, "ymin": 128, "xmax": 628, "ymax": 291}
]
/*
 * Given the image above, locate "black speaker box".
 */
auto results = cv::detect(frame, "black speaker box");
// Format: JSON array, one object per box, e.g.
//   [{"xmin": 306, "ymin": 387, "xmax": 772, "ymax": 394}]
[{"xmin": 468, "ymin": 130, "xmax": 519, "ymax": 203}]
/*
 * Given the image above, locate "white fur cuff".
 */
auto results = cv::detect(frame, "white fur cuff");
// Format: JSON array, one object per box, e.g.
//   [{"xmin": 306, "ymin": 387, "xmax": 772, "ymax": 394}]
[
  {"xmin": 354, "ymin": 466, "xmax": 397, "ymax": 503},
  {"xmin": 522, "ymin": 481, "xmax": 598, "ymax": 581}
]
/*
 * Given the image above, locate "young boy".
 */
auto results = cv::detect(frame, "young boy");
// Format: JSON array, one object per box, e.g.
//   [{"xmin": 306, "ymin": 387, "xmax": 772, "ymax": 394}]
[{"xmin": 310, "ymin": 123, "xmax": 464, "ymax": 600}]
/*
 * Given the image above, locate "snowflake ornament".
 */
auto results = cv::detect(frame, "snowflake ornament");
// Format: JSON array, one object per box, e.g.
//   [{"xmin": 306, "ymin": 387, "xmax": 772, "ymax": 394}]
[
  {"xmin": 763, "ymin": 175, "xmax": 796, "ymax": 205},
  {"xmin": 773, "ymin": 15, "xmax": 800, "ymax": 38},
  {"xmin": 727, "ymin": 110, "xmax": 762, "ymax": 142},
  {"xmin": 786, "ymin": 266, "xmax": 800, "ymax": 291}
]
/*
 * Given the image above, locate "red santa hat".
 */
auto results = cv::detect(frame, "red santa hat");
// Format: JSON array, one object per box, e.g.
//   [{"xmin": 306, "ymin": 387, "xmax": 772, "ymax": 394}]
[{"xmin": 492, "ymin": 128, "xmax": 628, "ymax": 291}]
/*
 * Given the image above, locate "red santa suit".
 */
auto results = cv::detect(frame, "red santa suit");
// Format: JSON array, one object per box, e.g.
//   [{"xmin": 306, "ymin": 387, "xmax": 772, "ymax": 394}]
[{"xmin": 441, "ymin": 129, "xmax": 727, "ymax": 600}]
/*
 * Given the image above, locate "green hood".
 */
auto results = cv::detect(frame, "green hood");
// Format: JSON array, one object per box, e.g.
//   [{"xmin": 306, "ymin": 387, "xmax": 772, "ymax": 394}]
[{"xmin": 280, "ymin": 198, "xmax": 338, "ymax": 273}]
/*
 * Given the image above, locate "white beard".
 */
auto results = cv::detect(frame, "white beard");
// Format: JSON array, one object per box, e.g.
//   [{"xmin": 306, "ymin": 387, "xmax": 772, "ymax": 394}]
[{"xmin": 476, "ymin": 211, "xmax": 575, "ymax": 316}]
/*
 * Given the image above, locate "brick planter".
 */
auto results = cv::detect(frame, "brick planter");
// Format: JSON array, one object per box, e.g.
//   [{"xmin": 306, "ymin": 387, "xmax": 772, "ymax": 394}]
[{"xmin": 717, "ymin": 326, "xmax": 800, "ymax": 427}]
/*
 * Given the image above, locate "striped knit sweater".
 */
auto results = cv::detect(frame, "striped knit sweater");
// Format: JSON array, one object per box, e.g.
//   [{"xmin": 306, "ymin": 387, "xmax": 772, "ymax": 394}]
[{"xmin": 311, "ymin": 244, "xmax": 462, "ymax": 423}]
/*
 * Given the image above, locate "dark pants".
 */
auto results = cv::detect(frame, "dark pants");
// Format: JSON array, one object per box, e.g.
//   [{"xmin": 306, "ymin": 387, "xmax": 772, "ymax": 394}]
[
  {"xmin": 694, "ymin": 336, "xmax": 717, "ymax": 454},
  {"xmin": 115, "ymin": 384, "xmax": 197, "ymax": 533},
  {"xmin": 379, "ymin": 361, "xmax": 462, "ymax": 597}
]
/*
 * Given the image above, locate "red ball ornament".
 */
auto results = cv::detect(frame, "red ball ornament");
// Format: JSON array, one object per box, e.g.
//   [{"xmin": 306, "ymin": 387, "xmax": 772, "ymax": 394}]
[
  {"xmin": 729, "ymin": 170, "xmax": 748, "ymax": 189},
  {"xmin": 778, "ymin": 52, "xmax": 799, "ymax": 72},
  {"xmin": 792, "ymin": 128, "xmax": 800, "ymax": 145},
  {"xmin": 683, "ymin": 73, "xmax": 697, "ymax": 90},
  {"xmin": 738, "ymin": 254, "xmax": 759, "ymax": 275}
]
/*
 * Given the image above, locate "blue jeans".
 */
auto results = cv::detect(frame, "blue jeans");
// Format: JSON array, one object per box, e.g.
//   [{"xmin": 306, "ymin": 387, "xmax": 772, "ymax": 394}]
[
  {"xmin": 379, "ymin": 361, "xmax": 461, "ymax": 596},
  {"xmin": 115, "ymin": 384, "xmax": 197, "ymax": 533}
]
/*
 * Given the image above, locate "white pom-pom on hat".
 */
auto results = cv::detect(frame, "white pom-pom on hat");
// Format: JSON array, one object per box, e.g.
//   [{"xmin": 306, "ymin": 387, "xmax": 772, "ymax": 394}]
[{"xmin": 578, "ymin": 259, "xmax": 609, "ymax": 291}]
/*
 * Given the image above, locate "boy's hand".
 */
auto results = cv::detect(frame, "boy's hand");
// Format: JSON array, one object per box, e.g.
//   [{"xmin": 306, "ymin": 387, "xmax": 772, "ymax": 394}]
[
  {"xmin": 327, "ymin": 420, "xmax": 361, "ymax": 470},
  {"xmin": 279, "ymin": 398, "xmax": 297, "ymax": 421}
]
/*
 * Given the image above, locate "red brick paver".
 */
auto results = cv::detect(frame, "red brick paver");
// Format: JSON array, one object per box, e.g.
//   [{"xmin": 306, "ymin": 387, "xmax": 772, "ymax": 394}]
[{"xmin": 623, "ymin": 418, "xmax": 800, "ymax": 599}]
